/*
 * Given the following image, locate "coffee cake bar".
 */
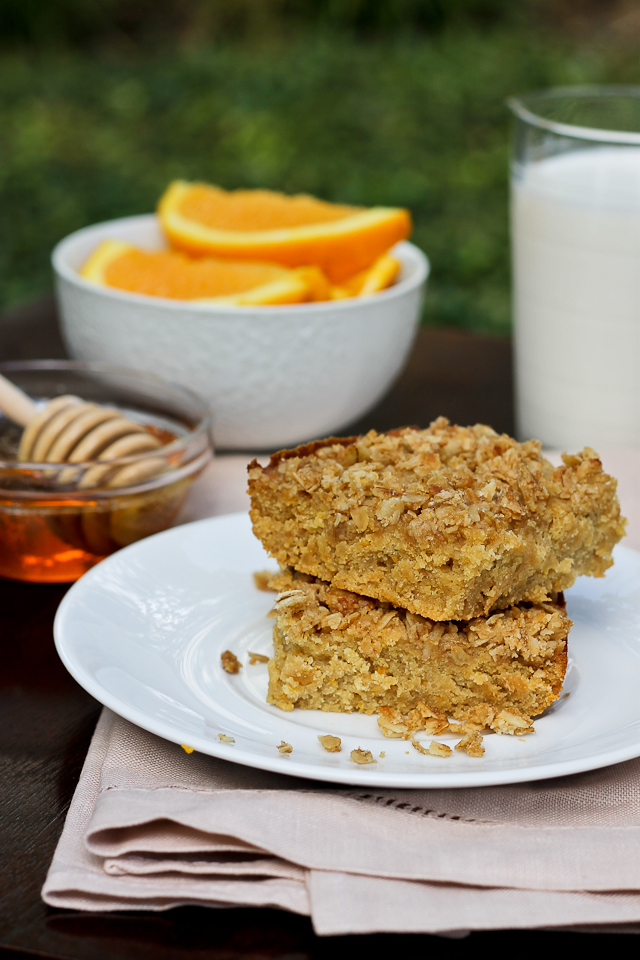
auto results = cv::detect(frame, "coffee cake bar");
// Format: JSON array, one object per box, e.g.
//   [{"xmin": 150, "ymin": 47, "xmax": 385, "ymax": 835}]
[
  {"xmin": 249, "ymin": 419, "xmax": 625, "ymax": 621},
  {"xmin": 265, "ymin": 569, "xmax": 569, "ymax": 729}
]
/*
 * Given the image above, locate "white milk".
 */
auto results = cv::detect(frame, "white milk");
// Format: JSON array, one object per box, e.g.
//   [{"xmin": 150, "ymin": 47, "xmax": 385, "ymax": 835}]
[{"xmin": 511, "ymin": 146, "xmax": 640, "ymax": 449}]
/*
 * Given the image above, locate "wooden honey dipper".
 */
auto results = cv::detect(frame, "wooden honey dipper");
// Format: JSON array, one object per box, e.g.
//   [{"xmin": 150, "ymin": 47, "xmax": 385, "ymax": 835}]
[{"xmin": 0, "ymin": 370, "xmax": 166, "ymax": 488}]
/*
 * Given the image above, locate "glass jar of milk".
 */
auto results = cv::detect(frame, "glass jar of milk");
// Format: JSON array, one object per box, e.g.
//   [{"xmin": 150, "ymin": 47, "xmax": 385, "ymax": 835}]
[{"xmin": 509, "ymin": 86, "xmax": 640, "ymax": 449}]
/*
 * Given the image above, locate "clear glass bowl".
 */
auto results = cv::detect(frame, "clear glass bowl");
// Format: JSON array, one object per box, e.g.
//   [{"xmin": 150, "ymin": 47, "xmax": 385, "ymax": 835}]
[{"xmin": 0, "ymin": 361, "xmax": 213, "ymax": 582}]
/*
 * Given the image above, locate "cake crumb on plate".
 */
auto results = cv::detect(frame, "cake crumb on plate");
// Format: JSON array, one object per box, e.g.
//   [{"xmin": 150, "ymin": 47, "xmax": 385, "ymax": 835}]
[
  {"xmin": 221, "ymin": 650, "xmax": 241, "ymax": 674},
  {"xmin": 351, "ymin": 747, "xmax": 376, "ymax": 764},
  {"xmin": 318, "ymin": 734, "xmax": 341, "ymax": 752}
]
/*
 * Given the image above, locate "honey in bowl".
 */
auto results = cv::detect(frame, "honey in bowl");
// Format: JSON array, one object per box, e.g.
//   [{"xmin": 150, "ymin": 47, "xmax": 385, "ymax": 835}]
[
  {"xmin": 0, "ymin": 423, "xmax": 185, "ymax": 582},
  {"xmin": 0, "ymin": 362, "xmax": 212, "ymax": 583}
]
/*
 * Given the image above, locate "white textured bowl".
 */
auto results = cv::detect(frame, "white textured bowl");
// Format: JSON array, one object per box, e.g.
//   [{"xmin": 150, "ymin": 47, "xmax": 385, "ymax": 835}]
[{"xmin": 52, "ymin": 214, "xmax": 429, "ymax": 449}]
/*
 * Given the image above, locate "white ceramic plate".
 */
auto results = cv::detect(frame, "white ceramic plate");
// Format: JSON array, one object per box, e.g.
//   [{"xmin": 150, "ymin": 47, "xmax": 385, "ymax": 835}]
[{"xmin": 54, "ymin": 513, "xmax": 640, "ymax": 788}]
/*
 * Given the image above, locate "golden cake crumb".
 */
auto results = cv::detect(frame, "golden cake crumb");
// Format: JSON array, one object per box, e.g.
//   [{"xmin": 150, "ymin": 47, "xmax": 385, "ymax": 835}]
[
  {"xmin": 221, "ymin": 650, "xmax": 241, "ymax": 674},
  {"xmin": 491, "ymin": 709, "xmax": 534, "ymax": 735},
  {"xmin": 253, "ymin": 570, "xmax": 275, "ymax": 591},
  {"xmin": 351, "ymin": 747, "xmax": 376, "ymax": 764},
  {"xmin": 180, "ymin": 744, "xmax": 194, "ymax": 754},
  {"xmin": 428, "ymin": 741, "xmax": 452, "ymax": 758},
  {"xmin": 318, "ymin": 734, "xmax": 342, "ymax": 752},
  {"xmin": 248, "ymin": 651, "xmax": 270, "ymax": 664},
  {"xmin": 218, "ymin": 734, "xmax": 235, "ymax": 743},
  {"xmin": 277, "ymin": 740, "xmax": 293, "ymax": 754},
  {"xmin": 455, "ymin": 732, "xmax": 485, "ymax": 757}
]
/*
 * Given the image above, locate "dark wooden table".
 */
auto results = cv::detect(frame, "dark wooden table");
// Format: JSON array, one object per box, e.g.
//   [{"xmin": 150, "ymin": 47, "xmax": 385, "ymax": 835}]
[{"xmin": 0, "ymin": 297, "xmax": 631, "ymax": 958}]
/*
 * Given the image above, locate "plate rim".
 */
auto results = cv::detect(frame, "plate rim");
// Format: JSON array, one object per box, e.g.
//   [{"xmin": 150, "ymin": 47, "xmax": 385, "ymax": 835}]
[{"xmin": 54, "ymin": 513, "xmax": 640, "ymax": 789}]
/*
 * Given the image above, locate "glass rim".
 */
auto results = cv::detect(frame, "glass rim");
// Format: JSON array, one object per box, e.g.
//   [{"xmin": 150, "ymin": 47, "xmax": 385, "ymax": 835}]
[
  {"xmin": 0, "ymin": 358, "xmax": 212, "ymax": 473},
  {"xmin": 508, "ymin": 85, "xmax": 640, "ymax": 146}
]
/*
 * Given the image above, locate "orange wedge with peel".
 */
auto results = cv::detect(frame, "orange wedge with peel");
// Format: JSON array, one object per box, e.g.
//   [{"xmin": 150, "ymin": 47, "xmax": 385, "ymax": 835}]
[
  {"xmin": 157, "ymin": 181, "xmax": 411, "ymax": 283},
  {"xmin": 331, "ymin": 253, "xmax": 401, "ymax": 300},
  {"xmin": 79, "ymin": 240, "xmax": 311, "ymax": 305}
]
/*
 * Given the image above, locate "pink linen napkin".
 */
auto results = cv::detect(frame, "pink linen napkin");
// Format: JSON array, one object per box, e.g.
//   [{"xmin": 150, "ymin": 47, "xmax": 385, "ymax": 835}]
[
  {"xmin": 42, "ymin": 707, "xmax": 640, "ymax": 935},
  {"xmin": 42, "ymin": 449, "xmax": 640, "ymax": 935}
]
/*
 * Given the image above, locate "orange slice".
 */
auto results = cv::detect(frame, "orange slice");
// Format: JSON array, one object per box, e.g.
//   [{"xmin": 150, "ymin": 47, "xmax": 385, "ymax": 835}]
[
  {"xmin": 295, "ymin": 266, "xmax": 332, "ymax": 302},
  {"xmin": 157, "ymin": 181, "xmax": 411, "ymax": 283},
  {"xmin": 79, "ymin": 240, "xmax": 311, "ymax": 305},
  {"xmin": 331, "ymin": 253, "xmax": 401, "ymax": 300}
]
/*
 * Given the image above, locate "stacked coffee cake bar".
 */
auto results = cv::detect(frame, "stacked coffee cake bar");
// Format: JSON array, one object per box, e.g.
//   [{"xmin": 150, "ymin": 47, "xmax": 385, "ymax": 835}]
[{"xmin": 248, "ymin": 419, "xmax": 625, "ymax": 736}]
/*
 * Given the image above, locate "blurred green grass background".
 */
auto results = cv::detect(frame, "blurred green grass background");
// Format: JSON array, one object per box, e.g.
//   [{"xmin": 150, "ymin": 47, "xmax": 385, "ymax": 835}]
[{"xmin": 1, "ymin": 0, "xmax": 639, "ymax": 334}]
